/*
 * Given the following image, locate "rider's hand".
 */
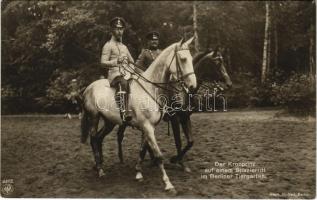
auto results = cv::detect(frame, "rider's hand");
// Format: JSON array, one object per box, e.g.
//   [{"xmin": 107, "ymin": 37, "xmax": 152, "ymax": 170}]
[
  {"xmin": 117, "ymin": 56, "xmax": 124, "ymax": 64},
  {"xmin": 117, "ymin": 56, "xmax": 128, "ymax": 64},
  {"xmin": 131, "ymin": 74, "xmax": 138, "ymax": 79}
]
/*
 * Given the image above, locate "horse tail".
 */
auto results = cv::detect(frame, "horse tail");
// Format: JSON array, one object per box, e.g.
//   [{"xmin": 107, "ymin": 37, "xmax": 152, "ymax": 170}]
[{"xmin": 80, "ymin": 107, "xmax": 90, "ymax": 143}]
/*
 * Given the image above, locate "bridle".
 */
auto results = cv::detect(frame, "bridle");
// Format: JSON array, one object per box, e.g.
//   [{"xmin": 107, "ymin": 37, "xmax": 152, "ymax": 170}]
[
  {"xmin": 168, "ymin": 47, "xmax": 195, "ymax": 85},
  {"xmin": 118, "ymin": 45, "xmax": 196, "ymax": 122},
  {"xmin": 206, "ymin": 51, "xmax": 224, "ymax": 65},
  {"xmin": 122, "ymin": 45, "xmax": 195, "ymax": 93},
  {"xmin": 166, "ymin": 46, "xmax": 195, "ymax": 93},
  {"xmin": 196, "ymin": 50, "xmax": 230, "ymax": 93}
]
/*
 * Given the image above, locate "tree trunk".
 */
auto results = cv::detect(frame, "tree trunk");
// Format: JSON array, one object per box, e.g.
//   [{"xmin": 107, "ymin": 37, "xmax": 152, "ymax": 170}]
[
  {"xmin": 226, "ymin": 47, "xmax": 232, "ymax": 72},
  {"xmin": 261, "ymin": 2, "xmax": 270, "ymax": 83},
  {"xmin": 271, "ymin": 3, "xmax": 278, "ymax": 71},
  {"xmin": 267, "ymin": 19, "xmax": 271, "ymax": 75},
  {"xmin": 274, "ymin": 20, "xmax": 278, "ymax": 69},
  {"xmin": 309, "ymin": 24, "xmax": 315, "ymax": 82},
  {"xmin": 193, "ymin": 2, "xmax": 199, "ymax": 53}
]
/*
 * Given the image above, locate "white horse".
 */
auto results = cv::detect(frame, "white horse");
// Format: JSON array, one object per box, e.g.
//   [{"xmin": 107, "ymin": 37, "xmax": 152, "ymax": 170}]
[{"xmin": 81, "ymin": 37, "xmax": 196, "ymax": 193}]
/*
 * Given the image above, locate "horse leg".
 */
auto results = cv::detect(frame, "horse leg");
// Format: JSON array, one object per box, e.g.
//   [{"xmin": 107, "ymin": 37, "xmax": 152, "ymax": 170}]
[
  {"xmin": 146, "ymin": 142, "xmax": 156, "ymax": 165},
  {"xmin": 135, "ymin": 133, "xmax": 146, "ymax": 181},
  {"xmin": 89, "ymin": 114, "xmax": 104, "ymax": 176},
  {"xmin": 169, "ymin": 115, "xmax": 182, "ymax": 164},
  {"xmin": 97, "ymin": 118, "xmax": 115, "ymax": 165},
  {"xmin": 178, "ymin": 113, "xmax": 193, "ymax": 172},
  {"xmin": 117, "ymin": 125, "xmax": 126, "ymax": 163},
  {"xmin": 90, "ymin": 116, "xmax": 115, "ymax": 177},
  {"xmin": 137, "ymin": 132, "xmax": 155, "ymax": 165},
  {"xmin": 142, "ymin": 123, "xmax": 176, "ymax": 193},
  {"xmin": 140, "ymin": 140, "xmax": 155, "ymax": 166},
  {"xmin": 179, "ymin": 113, "xmax": 193, "ymax": 158}
]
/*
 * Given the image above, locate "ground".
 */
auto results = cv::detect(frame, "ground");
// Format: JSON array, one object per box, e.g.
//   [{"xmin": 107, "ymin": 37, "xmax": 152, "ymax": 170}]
[{"xmin": 1, "ymin": 110, "xmax": 316, "ymax": 198}]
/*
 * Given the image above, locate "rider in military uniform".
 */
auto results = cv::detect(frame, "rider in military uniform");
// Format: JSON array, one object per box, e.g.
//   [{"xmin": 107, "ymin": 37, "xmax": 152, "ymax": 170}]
[
  {"xmin": 136, "ymin": 31, "xmax": 162, "ymax": 71},
  {"xmin": 100, "ymin": 17, "xmax": 134, "ymax": 122}
]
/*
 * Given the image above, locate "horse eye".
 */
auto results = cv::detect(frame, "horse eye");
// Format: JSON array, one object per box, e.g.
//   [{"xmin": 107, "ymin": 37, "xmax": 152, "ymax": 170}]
[{"xmin": 179, "ymin": 54, "xmax": 187, "ymax": 61}]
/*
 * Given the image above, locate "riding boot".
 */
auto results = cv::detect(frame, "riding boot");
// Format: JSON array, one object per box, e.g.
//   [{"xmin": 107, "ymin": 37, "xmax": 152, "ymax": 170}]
[
  {"xmin": 115, "ymin": 91, "xmax": 127, "ymax": 121},
  {"xmin": 114, "ymin": 77, "xmax": 132, "ymax": 122},
  {"xmin": 124, "ymin": 93, "xmax": 132, "ymax": 122}
]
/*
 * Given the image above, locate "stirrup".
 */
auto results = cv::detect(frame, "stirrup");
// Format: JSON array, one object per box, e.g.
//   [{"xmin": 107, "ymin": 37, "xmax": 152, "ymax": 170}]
[{"xmin": 122, "ymin": 112, "xmax": 132, "ymax": 122}]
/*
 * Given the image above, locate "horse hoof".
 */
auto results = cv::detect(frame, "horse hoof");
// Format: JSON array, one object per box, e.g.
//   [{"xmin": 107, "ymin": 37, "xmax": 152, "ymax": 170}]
[
  {"xmin": 135, "ymin": 172, "xmax": 143, "ymax": 182},
  {"xmin": 98, "ymin": 169, "xmax": 105, "ymax": 177},
  {"xmin": 137, "ymin": 178, "xmax": 144, "ymax": 182},
  {"xmin": 166, "ymin": 187, "xmax": 177, "ymax": 195},
  {"xmin": 183, "ymin": 166, "xmax": 192, "ymax": 173},
  {"xmin": 170, "ymin": 156, "xmax": 179, "ymax": 164}
]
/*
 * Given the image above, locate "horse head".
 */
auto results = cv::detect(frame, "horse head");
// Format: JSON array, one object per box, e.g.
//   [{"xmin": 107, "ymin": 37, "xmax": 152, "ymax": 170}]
[
  {"xmin": 196, "ymin": 48, "xmax": 232, "ymax": 89},
  {"xmin": 168, "ymin": 37, "xmax": 197, "ymax": 93}
]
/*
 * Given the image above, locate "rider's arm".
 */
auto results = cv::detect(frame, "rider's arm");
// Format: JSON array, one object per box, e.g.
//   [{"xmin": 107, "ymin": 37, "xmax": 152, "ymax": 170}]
[
  {"xmin": 125, "ymin": 46, "xmax": 136, "ymax": 73},
  {"xmin": 126, "ymin": 46, "xmax": 135, "ymax": 64},
  {"xmin": 100, "ymin": 43, "xmax": 117, "ymax": 68},
  {"xmin": 135, "ymin": 49, "xmax": 145, "ymax": 69}
]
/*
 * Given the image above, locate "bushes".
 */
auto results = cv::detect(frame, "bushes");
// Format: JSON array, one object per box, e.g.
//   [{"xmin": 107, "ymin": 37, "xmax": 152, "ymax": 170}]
[
  {"xmin": 1, "ymin": 97, "xmax": 40, "ymax": 114},
  {"xmin": 271, "ymin": 73, "xmax": 315, "ymax": 115},
  {"xmin": 225, "ymin": 72, "xmax": 258, "ymax": 108},
  {"xmin": 224, "ymin": 71, "xmax": 315, "ymax": 116},
  {"xmin": 36, "ymin": 63, "xmax": 104, "ymax": 113}
]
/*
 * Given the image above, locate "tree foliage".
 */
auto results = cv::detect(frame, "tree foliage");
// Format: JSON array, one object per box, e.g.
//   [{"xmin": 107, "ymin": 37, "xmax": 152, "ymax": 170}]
[{"xmin": 1, "ymin": 1, "xmax": 315, "ymax": 113}]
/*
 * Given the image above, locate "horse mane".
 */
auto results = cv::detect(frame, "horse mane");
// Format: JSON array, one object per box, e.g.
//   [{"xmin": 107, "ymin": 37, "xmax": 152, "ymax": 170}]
[
  {"xmin": 193, "ymin": 48, "xmax": 220, "ymax": 81},
  {"xmin": 193, "ymin": 48, "xmax": 213, "ymax": 65},
  {"xmin": 153, "ymin": 42, "xmax": 178, "ymax": 63},
  {"xmin": 143, "ymin": 42, "xmax": 178, "ymax": 76}
]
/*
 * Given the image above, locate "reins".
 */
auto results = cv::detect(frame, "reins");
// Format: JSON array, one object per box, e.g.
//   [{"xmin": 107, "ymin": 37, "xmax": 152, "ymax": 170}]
[
  {"xmin": 121, "ymin": 47, "xmax": 193, "ymax": 94},
  {"xmin": 125, "ymin": 59, "xmax": 181, "ymax": 93},
  {"xmin": 121, "ymin": 46, "xmax": 194, "ymax": 125}
]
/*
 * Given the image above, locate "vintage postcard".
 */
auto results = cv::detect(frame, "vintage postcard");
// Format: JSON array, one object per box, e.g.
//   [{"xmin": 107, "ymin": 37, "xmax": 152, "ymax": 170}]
[{"xmin": 1, "ymin": 1, "xmax": 316, "ymax": 198}]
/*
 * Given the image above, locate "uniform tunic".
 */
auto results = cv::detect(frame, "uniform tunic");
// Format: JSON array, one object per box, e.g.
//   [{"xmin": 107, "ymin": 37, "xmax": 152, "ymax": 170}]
[
  {"xmin": 135, "ymin": 48, "xmax": 162, "ymax": 71},
  {"xmin": 101, "ymin": 36, "xmax": 134, "ymax": 83}
]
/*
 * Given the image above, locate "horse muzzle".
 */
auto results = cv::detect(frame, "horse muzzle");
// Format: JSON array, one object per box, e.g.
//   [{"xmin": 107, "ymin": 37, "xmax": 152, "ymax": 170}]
[{"xmin": 183, "ymin": 73, "xmax": 197, "ymax": 93}]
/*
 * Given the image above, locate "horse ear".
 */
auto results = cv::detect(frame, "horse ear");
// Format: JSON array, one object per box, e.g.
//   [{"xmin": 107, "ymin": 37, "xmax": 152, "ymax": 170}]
[
  {"xmin": 205, "ymin": 51, "xmax": 215, "ymax": 59},
  {"xmin": 213, "ymin": 47, "xmax": 219, "ymax": 57},
  {"xmin": 183, "ymin": 36, "xmax": 195, "ymax": 46},
  {"xmin": 179, "ymin": 38, "xmax": 185, "ymax": 45}
]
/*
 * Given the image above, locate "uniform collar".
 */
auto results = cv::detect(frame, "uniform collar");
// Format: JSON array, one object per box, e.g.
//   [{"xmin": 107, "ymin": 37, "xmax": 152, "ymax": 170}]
[
  {"xmin": 110, "ymin": 35, "xmax": 122, "ymax": 44},
  {"xmin": 148, "ymin": 47, "xmax": 159, "ymax": 51}
]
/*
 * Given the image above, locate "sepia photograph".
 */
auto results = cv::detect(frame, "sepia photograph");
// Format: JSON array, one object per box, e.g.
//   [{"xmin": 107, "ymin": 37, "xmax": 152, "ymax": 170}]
[{"xmin": 1, "ymin": 1, "xmax": 316, "ymax": 198}]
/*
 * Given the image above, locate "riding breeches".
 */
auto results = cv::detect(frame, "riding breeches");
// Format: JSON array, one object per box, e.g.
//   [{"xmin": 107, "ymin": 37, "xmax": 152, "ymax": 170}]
[{"xmin": 110, "ymin": 75, "xmax": 130, "ymax": 94}]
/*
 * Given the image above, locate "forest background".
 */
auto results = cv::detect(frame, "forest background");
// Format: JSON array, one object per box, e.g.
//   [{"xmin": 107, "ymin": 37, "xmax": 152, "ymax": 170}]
[{"xmin": 1, "ymin": 1, "xmax": 315, "ymax": 115}]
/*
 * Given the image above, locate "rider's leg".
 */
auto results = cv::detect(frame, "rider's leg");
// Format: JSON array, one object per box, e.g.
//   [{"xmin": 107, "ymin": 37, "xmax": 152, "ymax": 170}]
[
  {"xmin": 111, "ymin": 76, "xmax": 132, "ymax": 122},
  {"xmin": 118, "ymin": 78, "xmax": 132, "ymax": 121}
]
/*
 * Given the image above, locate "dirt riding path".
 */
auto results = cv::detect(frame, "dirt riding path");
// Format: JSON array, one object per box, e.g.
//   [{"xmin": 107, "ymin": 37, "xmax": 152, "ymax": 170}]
[{"xmin": 1, "ymin": 110, "xmax": 315, "ymax": 198}]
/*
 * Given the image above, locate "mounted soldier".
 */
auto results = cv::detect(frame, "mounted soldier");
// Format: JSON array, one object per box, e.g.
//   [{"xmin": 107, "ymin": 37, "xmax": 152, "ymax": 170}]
[
  {"xmin": 136, "ymin": 31, "xmax": 162, "ymax": 71},
  {"xmin": 82, "ymin": 36, "xmax": 197, "ymax": 192},
  {"xmin": 100, "ymin": 17, "xmax": 134, "ymax": 122}
]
